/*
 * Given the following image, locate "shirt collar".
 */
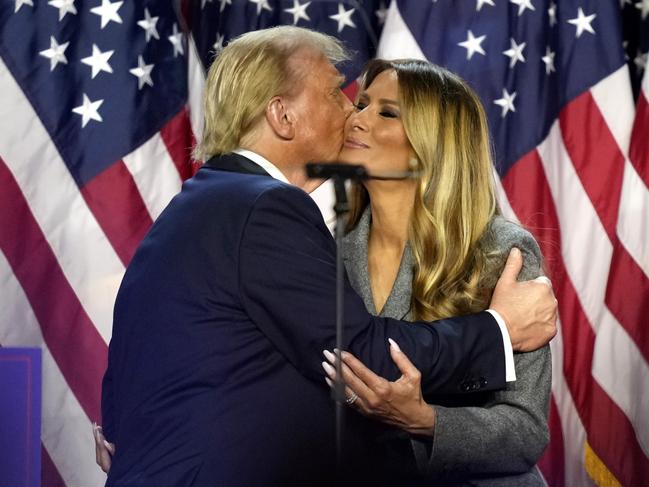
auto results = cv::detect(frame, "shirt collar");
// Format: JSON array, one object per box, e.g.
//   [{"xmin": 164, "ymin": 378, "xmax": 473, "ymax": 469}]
[{"xmin": 233, "ymin": 148, "xmax": 289, "ymax": 184}]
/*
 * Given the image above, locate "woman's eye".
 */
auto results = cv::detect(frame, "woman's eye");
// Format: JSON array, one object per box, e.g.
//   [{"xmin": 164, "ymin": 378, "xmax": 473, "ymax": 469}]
[
  {"xmin": 354, "ymin": 103, "xmax": 366, "ymax": 111},
  {"xmin": 380, "ymin": 111, "xmax": 397, "ymax": 118}
]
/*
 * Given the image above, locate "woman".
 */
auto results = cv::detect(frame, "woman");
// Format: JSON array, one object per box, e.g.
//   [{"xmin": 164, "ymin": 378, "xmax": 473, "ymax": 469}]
[{"xmin": 322, "ymin": 59, "xmax": 551, "ymax": 485}]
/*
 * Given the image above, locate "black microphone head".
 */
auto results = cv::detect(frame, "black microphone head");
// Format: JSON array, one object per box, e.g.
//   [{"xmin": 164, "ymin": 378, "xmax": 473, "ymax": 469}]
[{"xmin": 305, "ymin": 162, "xmax": 368, "ymax": 180}]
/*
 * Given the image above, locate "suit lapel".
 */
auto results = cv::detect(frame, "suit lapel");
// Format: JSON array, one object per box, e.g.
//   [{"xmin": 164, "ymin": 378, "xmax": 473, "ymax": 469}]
[{"xmin": 204, "ymin": 153, "xmax": 272, "ymax": 177}]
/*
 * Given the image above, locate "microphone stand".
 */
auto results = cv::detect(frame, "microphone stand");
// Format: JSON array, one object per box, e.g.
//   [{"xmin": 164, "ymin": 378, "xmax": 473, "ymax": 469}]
[
  {"xmin": 305, "ymin": 162, "xmax": 416, "ymax": 476},
  {"xmin": 306, "ymin": 163, "xmax": 367, "ymax": 474}
]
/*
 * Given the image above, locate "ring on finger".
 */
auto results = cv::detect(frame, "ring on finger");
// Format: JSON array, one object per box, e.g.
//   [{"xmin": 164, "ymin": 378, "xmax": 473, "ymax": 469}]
[{"xmin": 345, "ymin": 392, "xmax": 358, "ymax": 405}]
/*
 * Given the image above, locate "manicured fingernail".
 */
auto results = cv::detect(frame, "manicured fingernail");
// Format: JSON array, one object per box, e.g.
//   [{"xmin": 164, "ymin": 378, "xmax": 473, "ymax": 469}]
[
  {"xmin": 323, "ymin": 349, "xmax": 335, "ymax": 363},
  {"xmin": 325, "ymin": 377, "xmax": 333, "ymax": 388},
  {"xmin": 510, "ymin": 247, "xmax": 520, "ymax": 256},
  {"xmin": 103, "ymin": 440, "xmax": 111, "ymax": 449},
  {"xmin": 388, "ymin": 338, "xmax": 401, "ymax": 352},
  {"xmin": 322, "ymin": 361, "xmax": 336, "ymax": 376}
]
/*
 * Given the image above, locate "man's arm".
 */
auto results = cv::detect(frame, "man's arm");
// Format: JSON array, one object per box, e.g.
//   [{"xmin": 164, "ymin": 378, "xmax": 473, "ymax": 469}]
[{"xmin": 238, "ymin": 186, "xmax": 553, "ymax": 395}]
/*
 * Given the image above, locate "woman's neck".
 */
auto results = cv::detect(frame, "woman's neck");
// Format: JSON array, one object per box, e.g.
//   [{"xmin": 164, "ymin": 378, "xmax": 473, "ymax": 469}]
[{"xmin": 366, "ymin": 181, "xmax": 416, "ymax": 249}]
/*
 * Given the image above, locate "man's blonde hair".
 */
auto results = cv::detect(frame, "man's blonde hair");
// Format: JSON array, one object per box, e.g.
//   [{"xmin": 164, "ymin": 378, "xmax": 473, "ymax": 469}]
[{"xmin": 193, "ymin": 26, "xmax": 350, "ymax": 160}]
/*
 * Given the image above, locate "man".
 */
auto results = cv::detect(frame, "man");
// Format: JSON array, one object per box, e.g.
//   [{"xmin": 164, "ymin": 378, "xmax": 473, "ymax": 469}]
[{"xmin": 99, "ymin": 26, "xmax": 556, "ymax": 486}]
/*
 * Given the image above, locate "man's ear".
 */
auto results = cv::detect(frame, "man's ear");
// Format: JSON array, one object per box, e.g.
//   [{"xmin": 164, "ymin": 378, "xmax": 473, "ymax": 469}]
[{"xmin": 266, "ymin": 96, "xmax": 295, "ymax": 140}]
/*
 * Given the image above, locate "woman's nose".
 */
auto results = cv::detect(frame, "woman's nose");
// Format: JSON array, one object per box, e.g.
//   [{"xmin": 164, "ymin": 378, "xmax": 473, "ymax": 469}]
[{"xmin": 348, "ymin": 109, "xmax": 368, "ymax": 131}]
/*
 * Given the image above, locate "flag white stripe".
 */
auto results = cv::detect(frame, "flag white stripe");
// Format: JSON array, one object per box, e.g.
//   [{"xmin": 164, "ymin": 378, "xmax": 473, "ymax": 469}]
[
  {"xmin": 0, "ymin": 59, "xmax": 122, "ymax": 345},
  {"xmin": 537, "ymin": 122, "xmax": 612, "ymax": 334},
  {"xmin": 187, "ymin": 37, "xmax": 205, "ymax": 144},
  {"xmin": 0, "ymin": 251, "xmax": 105, "ymax": 487},
  {"xmin": 123, "ymin": 133, "xmax": 183, "ymax": 221},
  {"xmin": 549, "ymin": 318, "xmax": 593, "ymax": 487},
  {"xmin": 495, "ymin": 158, "xmax": 593, "ymax": 485},
  {"xmin": 538, "ymin": 121, "xmax": 649, "ymax": 456},
  {"xmin": 590, "ymin": 65, "xmax": 649, "ymax": 278},
  {"xmin": 592, "ymin": 309, "xmax": 649, "ymax": 453},
  {"xmin": 590, "ymin": 66, "xmax": 635, "ymax": 156},
  {"xmin": 377, "ymin": 1, "xmax": 426, "ymax": 60}
]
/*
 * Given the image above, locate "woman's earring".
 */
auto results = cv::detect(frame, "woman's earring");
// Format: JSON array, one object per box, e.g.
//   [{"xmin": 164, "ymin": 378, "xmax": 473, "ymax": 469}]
[{"xmin": 409, "ymin": 158, "xmax": 419, "ymax": 170}]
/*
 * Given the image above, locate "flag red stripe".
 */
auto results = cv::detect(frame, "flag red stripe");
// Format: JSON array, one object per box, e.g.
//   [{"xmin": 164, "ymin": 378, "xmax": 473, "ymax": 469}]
[
  {"xmin": 159, "ymin": 108, "xmax": 200, "ymax": 181},
  {"xmin": 80, "ymin": 161, "xmax": 153, "ymax": 267},
  {"xmin": 605, "ymin": 239, "xmax": 649, "ymax": 358},
  {"xmin": 558, "ymin": 91, "xmax": 624, "ymax": 241},
  {"xmin": 41, "ymin": 445, "xmax": 65, "ymax": 487},
  {"xmin": 0, "ymin": 157, "xmax": 106, "ymax": 423},
  {"xmin": 502, "ymin": 150, "xmax": 649, "ymax": 486},
  {"xmin": 559, "ymin": 91, "xmax": 649, "ymax": 362},
  {"xmin": 630, "ymin": 90, "xmax": 649, "ymax": 188},
  {"xmin": 538, "ymin": 396, "xmax": 565, "ymax": 487}
]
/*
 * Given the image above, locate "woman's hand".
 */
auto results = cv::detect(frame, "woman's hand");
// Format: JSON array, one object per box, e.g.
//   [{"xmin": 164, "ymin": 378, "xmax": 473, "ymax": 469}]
[
  {"xmin": 321, "ymin": 339, "xmax": 436, "ymax": 437},
  {"xmin": 93, "ymin": 422, "xmax": 115, "ymax": 473}
]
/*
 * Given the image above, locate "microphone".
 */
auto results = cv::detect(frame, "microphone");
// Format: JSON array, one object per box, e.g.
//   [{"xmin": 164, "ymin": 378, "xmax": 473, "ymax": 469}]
[
  {"xmin": 305, "ymin": 163, "xmax": 368, "ymax": 181},
  {"xmin": 305, "ymin": 162, "xmax": 420, "ymax": 181}
]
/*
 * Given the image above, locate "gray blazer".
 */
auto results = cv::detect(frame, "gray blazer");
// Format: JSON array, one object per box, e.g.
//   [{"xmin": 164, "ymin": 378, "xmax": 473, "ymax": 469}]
[{"xmin": 342, "ymin": 209, "xmax": 552, "ymax": 486}]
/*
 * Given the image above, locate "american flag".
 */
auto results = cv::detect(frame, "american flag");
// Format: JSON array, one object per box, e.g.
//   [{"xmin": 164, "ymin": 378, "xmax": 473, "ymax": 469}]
[
  {"xmin": 0, "ymin": 0, "xmax": 646, "ymax": 486},
  {"xmin": 377, "ymin": 0, "xmax": 649, "ymax": 486}
]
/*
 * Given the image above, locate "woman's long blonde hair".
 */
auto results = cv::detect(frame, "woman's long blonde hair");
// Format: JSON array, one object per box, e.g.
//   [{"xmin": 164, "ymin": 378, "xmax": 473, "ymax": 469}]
[{"xmin": 347, "ymin": 59, "xmax": 499, "ymax": 321}]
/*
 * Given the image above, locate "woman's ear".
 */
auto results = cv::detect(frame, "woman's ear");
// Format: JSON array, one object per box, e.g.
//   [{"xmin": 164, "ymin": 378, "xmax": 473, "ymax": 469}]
[{"xmin": 266, "ymin": 96, "xmax": 295, "ymax": 140}]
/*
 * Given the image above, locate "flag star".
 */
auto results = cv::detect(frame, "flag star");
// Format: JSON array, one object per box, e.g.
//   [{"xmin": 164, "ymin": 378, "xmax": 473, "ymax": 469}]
[
  {"xmin": 541, "ymin": 46, "xmax": 556, "ymax": 74},
  {"xmin": 219, "ymin": 0, "xmax": 232, "ymax": 12},
  {"xmin": 14, "ymin": 0, "xmax": 33, "ymax": 13},
  {"xmin": 90, "ymin": 0, "xmax": 123, "ymax": 29},
  {"xmin": 168, "ymin": 23, "xmax": 184, "ymax": 57},
  {"xmin": 458, "ymin": 30, "xmax": 487, "ymax": 60},
  {"xmin": 623, "ymin": 41, "xmax": 630, "ymax": 61},
  {"xmin": 635, "ymin": 0, "xmax": 649, "ymax": 20},
  {"xmin": 39, "ymin": 36, "xmax": 69, "ymax": 71},
  {"xmin": 249, "ymin": 0, "xmax": 272, "ymax": 15},
  {"xmin": 137, "ymin": 8, "xmax": 160, "ymax": 42},
  {"xmin": 376, "ymin": 2, "xmax": 388, "ymax": 24},
  {"xmin": 567, "ymin": 8, "xmax": 596, "ymax": 38},
  {"xmin": 510, "ymin": 0, "xmax": 535, "ymax": 16},
  {"xmin": 81, "ymin": 44, "xmax": 114, "ymax": 79},
  {"xmin": 285, "ymin": 0, "xmax": 310, "ymax": 25},
  {"xmin": 620, "ymin": 0, "xmax": 631, "ymax": 6},
  {"xmin": 48, "ymin": 0, "xmax": 77, "ymax": 21},
  {"xmin": 329, "ymin": 3, "xmax": 356, "ymax": 33},
  {"xmin": 201, "ymin": 0, "xmax": 213, "ymax": 8},
  {"xmin": 476, "ymin": 0, "xmax": 495, "ymax": 12},
  {"xmin": 129, "ymin": 55, "xmax": 154, "ymax": 90},
  {"xmin": 213, "ymin": 33, "xmax": 225, "ymax": 53},
  {"xmin": 72, "ymin": 94, "xmax": 104, "ymax": 128},
  {"xmin": 548, "ymin": 2, "xmax": 557, "ymax": 26},
  {"xmin": 494, "ymin": 88, "xmax": 517, "ymax": 117},
  {"xmin": 503, "ymin": 38, "xmax": 526, "ymax": 68}
]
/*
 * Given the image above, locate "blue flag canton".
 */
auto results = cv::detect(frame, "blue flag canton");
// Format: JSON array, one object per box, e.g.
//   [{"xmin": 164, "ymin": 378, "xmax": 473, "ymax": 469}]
[
  {"xmin": 0, "ymin": 0, "xmax": 188, "ymax": 187},
  {"xmin": 397, "ymin": 0, "xmax": 627, "ymax": 176},
  {"xmin": 188, "ymin": 0, "xmax": 388, "ymax": 86}
]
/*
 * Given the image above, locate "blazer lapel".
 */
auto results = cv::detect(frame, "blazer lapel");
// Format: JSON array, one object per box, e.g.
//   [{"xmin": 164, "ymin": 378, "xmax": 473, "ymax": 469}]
[
  {"xmin": 204, "ymin": 153, "xmax": 272, "ymax": 177},
  {"xmin": 342, "ymin": 207, "xmax": 413, "ymax": 320}
]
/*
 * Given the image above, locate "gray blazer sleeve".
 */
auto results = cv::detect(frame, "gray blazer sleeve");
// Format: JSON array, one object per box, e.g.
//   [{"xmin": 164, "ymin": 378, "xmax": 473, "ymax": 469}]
[{"xmin": 426, "ymin": 218, "xmax": 552, "ymax": 477}]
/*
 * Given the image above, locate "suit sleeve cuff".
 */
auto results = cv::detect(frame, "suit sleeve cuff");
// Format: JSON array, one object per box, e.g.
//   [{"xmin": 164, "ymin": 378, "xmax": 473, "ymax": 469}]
[{"xmin": 486, "ymin": 309, "xmax": 516, "ymax": 382}]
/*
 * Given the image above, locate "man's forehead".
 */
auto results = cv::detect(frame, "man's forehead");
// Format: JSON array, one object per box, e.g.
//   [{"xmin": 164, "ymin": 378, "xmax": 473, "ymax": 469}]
[{"xmin": 291, "ymin": 48, "xmax": 342, "ymax": 82}]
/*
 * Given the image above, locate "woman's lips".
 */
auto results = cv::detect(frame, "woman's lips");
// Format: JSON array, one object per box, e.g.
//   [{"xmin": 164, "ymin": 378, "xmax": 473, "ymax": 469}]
[{"xmin": 344, "ymin": 138, "xmax": 369, "ymax": 149}]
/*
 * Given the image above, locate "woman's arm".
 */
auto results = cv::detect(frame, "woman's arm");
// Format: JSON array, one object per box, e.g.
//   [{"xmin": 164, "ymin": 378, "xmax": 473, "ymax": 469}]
[
  {"xmin": 426, "ymin": 219, "xmax": 552, "ymax": 475},
  {"xmin": 428, "ymin": 345, "xmax": 551, "ymax": 476},
  {"xmin": 326, "ymin": 219, "xmax": 553, "ymax": 477}
]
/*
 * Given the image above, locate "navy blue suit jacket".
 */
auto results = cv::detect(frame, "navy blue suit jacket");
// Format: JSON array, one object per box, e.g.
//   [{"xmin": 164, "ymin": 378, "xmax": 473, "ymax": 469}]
[{"xmin": 101, "ymin": 153, "xmax": 506, "ymax": 486}]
